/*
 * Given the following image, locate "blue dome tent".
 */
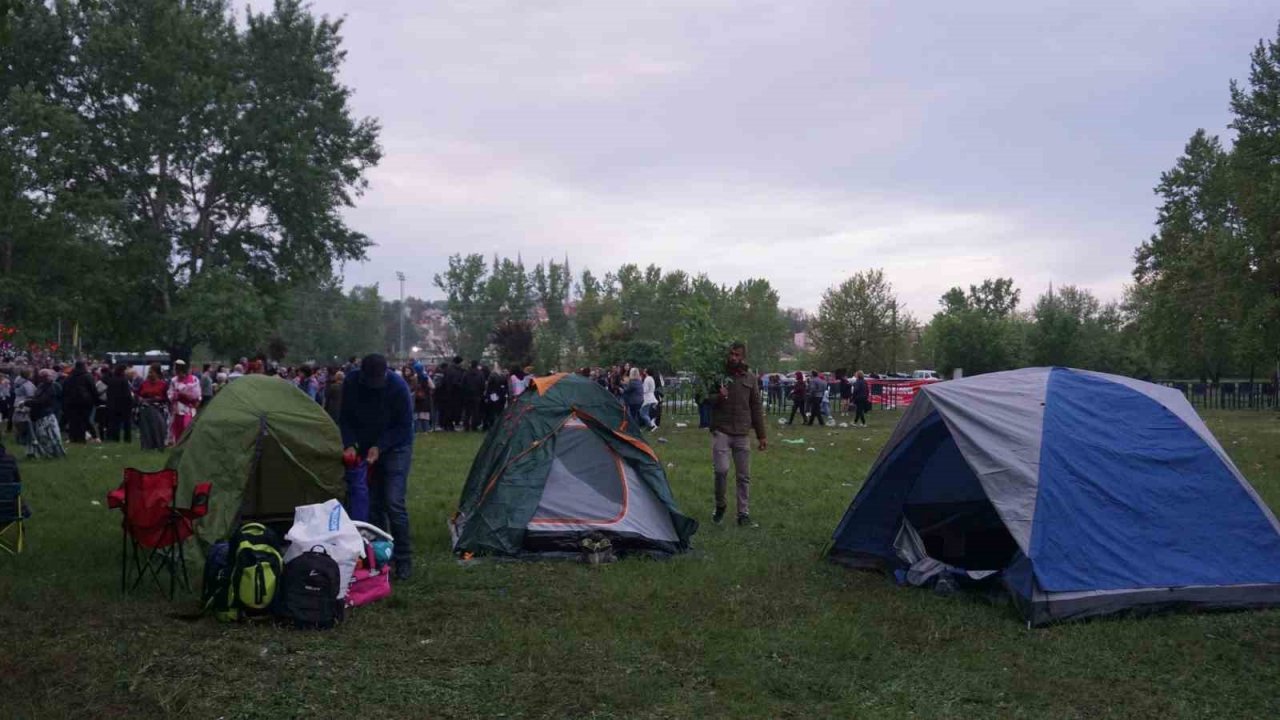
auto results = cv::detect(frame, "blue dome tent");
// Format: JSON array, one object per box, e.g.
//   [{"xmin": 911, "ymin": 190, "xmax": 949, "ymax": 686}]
[{"xmin": 829, "ymin": 367, "xmax": 1280, "ymax": 625}]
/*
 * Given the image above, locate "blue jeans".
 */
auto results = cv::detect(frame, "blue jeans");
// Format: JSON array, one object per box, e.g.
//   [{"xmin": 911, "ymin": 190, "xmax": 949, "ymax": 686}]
[
  {"xmin": 368, "ymin": 444, "xmax": 413, "ymax": 565},
  {"xmin": 627, "ymin": 403, "xmax": 644, "ymax": 429},
  {"xmin": 640, "ymin": 402, "xmax": 655, "ymax": 428}
]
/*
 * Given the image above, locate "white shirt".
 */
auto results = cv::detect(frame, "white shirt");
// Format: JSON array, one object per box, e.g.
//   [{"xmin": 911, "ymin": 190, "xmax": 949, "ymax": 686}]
[{"xmin": 642, "ymin": 376, "xmax": 657, "ymax": 405}]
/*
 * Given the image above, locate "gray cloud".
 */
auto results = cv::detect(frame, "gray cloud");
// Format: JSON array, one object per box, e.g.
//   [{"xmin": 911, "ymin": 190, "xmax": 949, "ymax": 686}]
[{"xmin": 298, "ymin": 0, "xmax": 1278, "ymax": 316}]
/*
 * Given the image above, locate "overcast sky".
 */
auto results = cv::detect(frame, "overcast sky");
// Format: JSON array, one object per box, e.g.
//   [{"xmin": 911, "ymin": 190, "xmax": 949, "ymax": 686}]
[{"xmin": 299, "ymin": 0, "xmax": 1278, "ymax": 318}]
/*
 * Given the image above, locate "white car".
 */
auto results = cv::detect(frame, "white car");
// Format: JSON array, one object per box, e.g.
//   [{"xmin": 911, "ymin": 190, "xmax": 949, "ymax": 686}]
[{"xmin": 911, "ymin": 369, "xmax": 939, "ymax": 380}]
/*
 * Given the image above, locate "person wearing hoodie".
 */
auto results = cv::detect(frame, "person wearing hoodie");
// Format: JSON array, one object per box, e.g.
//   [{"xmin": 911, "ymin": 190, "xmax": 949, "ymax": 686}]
[{"xmin": 339, "ymin": 353, "xmax": 416, "ymax": 581}]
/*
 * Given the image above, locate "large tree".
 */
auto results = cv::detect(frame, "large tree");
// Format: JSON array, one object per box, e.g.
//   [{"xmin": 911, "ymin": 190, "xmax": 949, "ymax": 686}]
[
  {"xmin": 810, "ymin": 269, "xmax": 912, "ymax": 372},
  {"xmin": 0, "ymin": 1, "xmax": 115, "ymax": 348},
  {"xmin": 723, "ymin": 278, "xmax": 789, "ymax": 370},
  {"xmin": 18, "ymin": 0, "xmax": 381, "ymax": 358},
  {"xmin": 1229, "ymin": 24, "xmax": 1280, "ymax": 376},
  {"xmin": 1133, "ymin": 130, "xmax": 1251, "ymax": 381},
  {"xmin": 922, "ymin": 278, "xmax": 1027, "ymax": 376}
]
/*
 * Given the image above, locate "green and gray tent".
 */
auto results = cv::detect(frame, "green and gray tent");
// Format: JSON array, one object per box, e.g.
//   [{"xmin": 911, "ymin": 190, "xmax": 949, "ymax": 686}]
[
  {"xmin": 451, "ymin": 373, "xmax": 697, "ymax": 558},
  {"xmin": 168, "ymin": 375, "xmax": 346, "ymax": 544}
]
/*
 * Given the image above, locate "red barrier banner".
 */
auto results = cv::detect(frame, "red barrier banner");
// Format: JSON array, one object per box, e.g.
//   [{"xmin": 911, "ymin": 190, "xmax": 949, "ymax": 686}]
[{"xmin": 867, "ymin": 379, "xmax": 938, "ymax": 407}]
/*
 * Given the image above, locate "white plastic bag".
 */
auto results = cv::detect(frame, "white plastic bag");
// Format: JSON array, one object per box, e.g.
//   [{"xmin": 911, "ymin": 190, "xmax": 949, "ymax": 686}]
[{"xmin": 284, "ymin": 499, "xmax": 365, "ymax": 599}]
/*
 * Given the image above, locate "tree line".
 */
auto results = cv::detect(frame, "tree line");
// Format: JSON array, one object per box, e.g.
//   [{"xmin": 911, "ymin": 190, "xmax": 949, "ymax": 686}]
[{"xmin": 433, "ymin": 254, "xmax": 791, "ymax": 373}]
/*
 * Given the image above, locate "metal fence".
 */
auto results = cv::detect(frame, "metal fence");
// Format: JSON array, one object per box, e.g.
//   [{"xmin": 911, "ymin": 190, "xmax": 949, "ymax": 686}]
[
  {"xmin": 652, "ymin": 377, "xmax": 1280, "ymax": 420},
  {"xmin": 1156, "ymin": 381, "xmax": 1279, "ymax": 411},
  {"xmin": 655, "ymin": 377, "xmax": 920, "ymax": 420}
]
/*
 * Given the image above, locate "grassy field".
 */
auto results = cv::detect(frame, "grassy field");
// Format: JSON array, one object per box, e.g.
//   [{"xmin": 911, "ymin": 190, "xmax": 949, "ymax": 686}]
[{"xmin": 3, "ymin": 409, "xmax": 1280, "ymax": 719}]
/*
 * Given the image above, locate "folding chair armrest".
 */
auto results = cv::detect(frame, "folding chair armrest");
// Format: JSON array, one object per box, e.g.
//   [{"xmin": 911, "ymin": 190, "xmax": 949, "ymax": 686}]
[
  {"xmin": 106, "ymin": 486, "xmax": 126, "ymax": 510},
  {"xmin": 183, "ymin": 482, "xmax": 212, "ymax": 520}
]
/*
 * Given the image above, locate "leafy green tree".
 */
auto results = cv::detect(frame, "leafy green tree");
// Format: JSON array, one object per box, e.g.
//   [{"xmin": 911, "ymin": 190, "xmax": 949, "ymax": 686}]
[
  {"xmin": 922, "ymin": 278, "xmax": 1027, "ymax": 376},
  {"xmin": 810, "ymin": 269, "xmax": 909, "ymax": 372},
  {"xmin": 1229, "ymin": 24, "xmax": 1280, "ymax": 375},
  {"xmin": 435, "ymin": 254, "xmax": 492, "ymax": 360},
  {"xmin": 672, "ymin": 296, "xmax": 728, "ymax": 395},
  {"xmin": 8, "ymin": 0, "xmax": 381, "ymax": 359},
  {"xmin": 1027, "ymin": 285, "xmax": 1140, "ymax": 373},
  {"xmin": 722, "ymin": 278, "xmax": 789, "ymax": 370},
  {"xmin": 614, "ymin": 339, "xmax": 670, "ymax": 374},
  {"xmin": 1133, "ymin": 130, "xmax": 1250, "ymax": 381},
  {"xmin": 532, "ymin": 259, "xmax": 575, "ymax": 369},
  {"xmin": 275, "ymin": 282, "xmax": 383, "ymax": 363}
]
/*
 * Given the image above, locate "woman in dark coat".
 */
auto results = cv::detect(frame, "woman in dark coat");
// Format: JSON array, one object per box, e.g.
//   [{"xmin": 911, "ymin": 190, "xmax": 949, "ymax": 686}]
[
  {"xmin": 104, "ymin": 364, "xmax": 135, "ymax": 443},
  {"xmin": 62, "ymin": 361, "xmax": 100, "ymax": 444},
  {"xmin": 851, "ymin": 370, "xmax": 870, "ymax": 427}
]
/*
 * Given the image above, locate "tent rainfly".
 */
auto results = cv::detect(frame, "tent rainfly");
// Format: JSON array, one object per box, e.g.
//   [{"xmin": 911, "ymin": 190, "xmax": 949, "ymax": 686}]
[
  {"xmin": 829, "ymin": 367, "xmax": 1280, "ymax": 625},
  {"xmin": 168, "ymin": 375, "xmax": 347, "ymax": 544},
  {"xmin": 451, "ymin": 373, "xmax": 696, "ymax": 559}
]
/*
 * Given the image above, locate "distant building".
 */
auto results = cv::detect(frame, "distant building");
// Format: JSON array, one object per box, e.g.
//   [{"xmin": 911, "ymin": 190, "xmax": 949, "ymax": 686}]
[{"xmin": 793, "ymin": 332, "xmax": 809, "ymax": 352}]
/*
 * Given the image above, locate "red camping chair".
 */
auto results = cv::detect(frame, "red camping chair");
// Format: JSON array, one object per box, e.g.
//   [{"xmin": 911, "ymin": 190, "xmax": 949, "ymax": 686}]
[{"xmin": 106, "ymin": 468, "xmax": 211, "ymax": 599}]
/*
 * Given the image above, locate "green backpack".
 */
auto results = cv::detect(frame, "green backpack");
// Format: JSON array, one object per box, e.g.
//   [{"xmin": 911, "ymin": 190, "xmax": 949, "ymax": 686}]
[{"xmin": 215, "ymin": 522, "xmax": 284, "ymax": 622}]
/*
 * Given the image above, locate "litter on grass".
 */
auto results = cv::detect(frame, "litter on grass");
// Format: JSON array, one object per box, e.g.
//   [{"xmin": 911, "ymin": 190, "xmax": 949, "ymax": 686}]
[{"xmin": 781, "ymin": 438, "xmax": 806, "ymax": 445}]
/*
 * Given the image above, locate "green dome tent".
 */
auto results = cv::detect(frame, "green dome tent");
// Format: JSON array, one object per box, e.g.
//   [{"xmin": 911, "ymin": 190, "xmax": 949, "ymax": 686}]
[
  {"xmin": 168, "ymin": 375, "xmax": 346, "ymax": 544},
  {"xmin": 450, "ymin": 373, "xmax": 697, "ymax": 558}
]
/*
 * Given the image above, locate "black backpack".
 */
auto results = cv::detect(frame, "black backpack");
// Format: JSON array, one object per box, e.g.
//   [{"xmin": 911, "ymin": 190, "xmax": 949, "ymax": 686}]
[
  {"xmin": 275, "ymin": 545, "xmax": 344, "ymax": 630},
  {"xmin": 200, "ymin": 541, "xmax": 238, "ymax": 622}
]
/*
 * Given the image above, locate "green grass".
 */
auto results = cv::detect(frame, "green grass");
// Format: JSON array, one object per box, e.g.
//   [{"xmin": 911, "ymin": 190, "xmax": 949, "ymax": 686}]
[{"xmin": 3, "ymin": 410, "xmax": 1280, "ymax": 719}]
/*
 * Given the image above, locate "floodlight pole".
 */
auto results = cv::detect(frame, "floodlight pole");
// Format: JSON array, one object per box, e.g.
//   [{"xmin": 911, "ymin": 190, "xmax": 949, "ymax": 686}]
[{"xmin": 396, "ymin": 271, "xmax": 406, "ymax": 361}]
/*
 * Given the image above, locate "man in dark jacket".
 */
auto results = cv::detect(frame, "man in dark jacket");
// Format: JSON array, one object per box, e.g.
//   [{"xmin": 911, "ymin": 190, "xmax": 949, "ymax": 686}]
[
  {"xmin": 709, "ymin": 341, "xmax": 767, "ymax": 527},
  {"xmin": 461, "ymin": 361, "xmax": 486, "ymax": 431},
  {"xmin": 339, "ymin": 354, "xmax": 416, "ymax": 580}
]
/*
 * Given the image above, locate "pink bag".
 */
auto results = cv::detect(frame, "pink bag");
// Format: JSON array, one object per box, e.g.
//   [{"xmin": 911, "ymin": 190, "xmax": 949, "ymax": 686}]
[
  {"xmin": 346, "ymin": 565, "xmax": 392, "ymax": 607},
  {"xmin": 345, "ymin": 539, "xmax": 392, "ymax": 608}
]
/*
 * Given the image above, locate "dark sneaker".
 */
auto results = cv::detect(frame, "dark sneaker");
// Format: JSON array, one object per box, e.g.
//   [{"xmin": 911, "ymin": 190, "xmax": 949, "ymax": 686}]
[
  {"xmin": 394, "ymin": 559, "xmax": 413, "ymax": 581},
  {"xmin": 737, "ymin": 513, "xmax": 758, "ymax": 528},
  {"xmin": 712, "ymin": 507, "xmax": 726, "ymax": 524}
]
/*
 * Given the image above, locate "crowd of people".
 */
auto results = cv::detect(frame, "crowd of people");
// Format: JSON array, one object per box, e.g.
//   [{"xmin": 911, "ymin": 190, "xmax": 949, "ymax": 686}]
[
  {"xmin": 0, "ymin": 351, "xmax": 677, "ymax": 461},
  {"xmin": 0, "ymin": 345, "xmax": 879, "ymax": 466}
]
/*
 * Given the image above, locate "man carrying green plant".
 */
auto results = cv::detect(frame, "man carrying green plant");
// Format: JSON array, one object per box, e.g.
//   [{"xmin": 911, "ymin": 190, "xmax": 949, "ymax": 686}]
[{"xmin": 710, "ymin": 341, "xmax": 767, "ymax": 527}]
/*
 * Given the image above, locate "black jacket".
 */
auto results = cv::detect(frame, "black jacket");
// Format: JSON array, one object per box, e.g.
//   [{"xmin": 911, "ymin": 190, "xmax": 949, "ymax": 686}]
[
  {"xmin": 63, "ymin": 370, "xmax": 100, "ymax": 410},
  {"xmin": 104, "ymin": 375, "xmax": 134, "ymax": 413},
  {"xmin": 27, "ymin": 382, "xmax": 56, "ymax": 421},
  {"xmin": 462, "ymin": 368, "xmax": 486, "ymax": 399}
]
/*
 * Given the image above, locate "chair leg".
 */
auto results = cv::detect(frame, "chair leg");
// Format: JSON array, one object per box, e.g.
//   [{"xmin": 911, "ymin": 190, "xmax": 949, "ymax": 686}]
[
  {"xmin": 120, "ymin": 528, "xmax": 127, "ymax": 593},
  {"xmin": 177, "ymin": 536, "xmax": 190, "ymax": 593}
]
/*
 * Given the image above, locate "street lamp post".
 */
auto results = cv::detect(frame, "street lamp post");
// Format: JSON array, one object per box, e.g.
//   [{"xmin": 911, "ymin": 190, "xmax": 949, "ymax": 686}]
[{"xmin": 396, "ymin": 271, "xmax": 406, "ymax": 361}]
